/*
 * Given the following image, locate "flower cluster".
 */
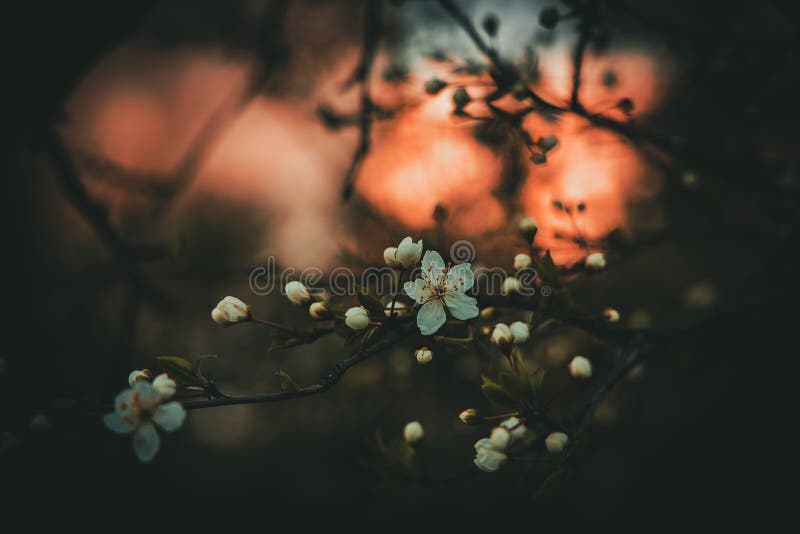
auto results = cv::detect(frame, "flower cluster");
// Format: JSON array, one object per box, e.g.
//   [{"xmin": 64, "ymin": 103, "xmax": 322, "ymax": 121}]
[
  {"xmin": 473, "ymin": 417, "xmax": 528, "ymax": 472},
  {"xmin": 103, "ymin": 371, "xmax": 186, "ymax": 462},
  {"xmin": 490, "ymin": 321, "xmax": 530, "ymax": 346}
]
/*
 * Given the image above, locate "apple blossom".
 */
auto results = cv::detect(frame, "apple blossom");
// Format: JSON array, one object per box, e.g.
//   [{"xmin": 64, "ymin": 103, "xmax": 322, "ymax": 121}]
[
  {"xmin": 285, "ymin": 281, "xmax": 311, "ymax": 306},
  {"xmin": 344, "ymin": 306, "xmax": 370, "ymax": 330},
  {"xmin": 473, "ymin": 438, "xmax": 507, "ymax": 472},
  {"xmin": 394, "ymin": 236, "xmax": 423, "ymax": 269},
  {"xmin": 103, "ymin": 381, "xmax": 187, "ymax": 462},
  {"xmin": 403, "ymin": 250, "xmax": 478, "ymax": 335},
  {"xmin": 509, "ymin": 321, "xmax": 530, "ymax": 344},
  {"xmin": 545, "ymin": 431, "xmax": 569, "ymax": 453},
  {"xmin": 211, "ymin": 296, "xmax": 250, "ymax": 326},
  {"xmin": 403, "ymin": 421, "xmax": 424, "ymax": 444},
  {"xmin": 415, "ymin": 347, "xmax": 433, "ymax": 364},
  {"xmin": 585, "ymin": 252, "xmax": 606, "ymax": 271},
  {"xmin": 569, "ymin": 355, "xmax": 593, "ymax": 379},
  {"xmin": 490, "ymin": 323, "xmax": 512, "ymax": 346},
  {"xmin": 513, "ymin": 253, "xmax": 532, "ymax": 270}
]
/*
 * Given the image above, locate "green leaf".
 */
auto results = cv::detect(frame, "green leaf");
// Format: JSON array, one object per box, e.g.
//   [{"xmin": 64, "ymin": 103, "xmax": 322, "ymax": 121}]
[
  {"xmin": 358, "ymin": 290, "xmax": 386, "ymax": 318},
  {"xmin": 156, "ymin": 356, "xmax": 203, "ymax": 387},
  {"xmin": 481, "ymin": 375, "xmax": 518, "ymax": 409},
  {"xmin": 191, "ymin": 355, "xmax": 218, "ymax": 377},
  {"xmin": 275, "ymin": 371, "xmax": 299, "ymax": 392},
  {"xmin": 268, "ymin": 329, "xmax": 305, "ymax": 352}
]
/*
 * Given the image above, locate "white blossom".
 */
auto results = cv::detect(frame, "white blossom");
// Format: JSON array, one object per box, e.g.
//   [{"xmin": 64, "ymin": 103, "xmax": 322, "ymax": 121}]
[
  {"xmin": 152, "ymin": 373, "xmax": 177, "ymax": 400},
  {"xmin": 309, "ymin": 301, "xmax": 331, "ymax": 320},
  {"xmin": 211, "ymin": 296, "xmax": 251, "ymax": 326},
  {"xmin": 489, "ymin": 427, "xmax": 511, "ymax": 449},
  {"xmin": 344, "ymin": 306, "xmax": 370, "ymax": 330},
  {"xmin": 383, "ymin": 247, "xmax": 400, "ymax": 267},
  {"xmin": 395, "ymin": 236, "xmax": 423, "ymax": 269},
  {"xmin": 603, "ymin": 308, "xmax": 620, "ymax": 323},
  {"xmin": 499, "ymin": 416, "xmax": 528, "ymax": 443},
  {"xmin": 285, "ymin": 281, "xmax": 312, "ymax": 306},
  {"xmin": 404, "ymin": 250, "xmax": 478, "ymax": 335},
  {"xmin": 569, "ymin": 355, "xmax": 593, "ymax": 379},
  {"xmin": 103, "ymin": 381, "xmax": 187, "ymax": 463},
  {"xmin": 545, "ymin": 432, "xmax": 569, "ymax": 453},
  {"xmin": 473, "ymin": 438, "xmax": 507, "ymax": 472},
  {"xmin": 513, "ymin": 253, "xmax": 532, "ymax": 270},
  {"xmin": 415, "ymin": 347, "xmax": 433, "ymax": 365},
  {"xmin": 585, "ymin": 252, "xmax": 606, "ymax": 271},
  {"xmin": 509, "ymin": 321, "xmax": 530, "ymax": 344},
  {"xmin": 403, "ymin": 421, "xmax": 424, "ymax": 444},
  {"xmin": 490, "ymin": 323, "xmax": 512, "ymax": 346},
  {"xmin": 501, "ymin": 276, "xmax": 521, "ymax": 295},
  {"xmin": 128, "ymin": 369, "xmax": 152, "ymax": 387}
]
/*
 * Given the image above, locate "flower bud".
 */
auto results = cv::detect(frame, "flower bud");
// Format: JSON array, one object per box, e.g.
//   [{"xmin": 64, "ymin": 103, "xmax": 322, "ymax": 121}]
[
  {"xmin": 509, "ymin": 321, "xmax": 530, "ymax": 344},
  {"xmin": 211, "ymin": 296, "xmax": 251, "ymax": 326},
  {"xmin": 479, "ymin": 306, "xmax": 496, "ymax": 319},
  {"xmin": 285, "ymin": 281, "xmax": 311, "ymax": 306},
  {"xmin": 309, "ymin": 301, "xmax": 331, "ymax": 320},
  {"xmin": 473, "ymin": 438, "xmax": 507, "ymax": 472},
  {"xmin": 403, "ymin": 421, "xmax": 424, "ymax": 444},
  {"xmin": 128, "ymin": 369, "xmax": 152, "ymax": 387},
  {"xmin": 383, "ymin": 246, "xmax": 400, "ymax": 267},
  {"xmin": 491, "ymin": 323, "xmax": 512, "ymax": 346},
  {"xmin": 489, "ymin": 427, "xmax": 511, "ymax": 450},
  {"xmin": 344, "ymin": 306, "xmax": 370, "ymax": 330},
  {"xmin": 395, "ymin": 236, "xmax": 423, "ymax": 268},
  {"xmin": 603, "ymin": 307, "xmax": 620, "ymax": 323},
  {"xmin": 384, "ymin": 301, "xmax": 407, "ymax": 317},
  {"xmin": 415, "ymin": 347, "xmax": 433, "ymax": 365},
  {"xmin": 501, "ymin": 276, "xmax": 521, "ymax": 295},
  {"xmin": 545, "ymin": 431, "xmax": 568, "ymax": 453},
  {"xmin": 518, "ymin": 216, "xmax": 538, "ymax": 242},
  {"xmin": 500, "ymin": 416, "xmax": 527, "ymax": 442},
  {"xmin": 459, "ymin": 408, "xmax": 481, "ymax": 425},
  {"xmin": 585, "ymin": 252, "xmax": 606, "ymax": 271},
  {"xmin": 513, "ymin": 253, "xmax": 532, "ymax": 270},
  {"xmin": 569, "ymin": 355, "xmax": 593, "ymax": 379},
  {"xmin": 152, "ymin": 373, "xmax": 177, "ymax": 400}
]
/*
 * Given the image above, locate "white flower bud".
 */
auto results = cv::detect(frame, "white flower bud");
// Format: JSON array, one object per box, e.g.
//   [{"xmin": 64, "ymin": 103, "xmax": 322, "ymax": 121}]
[
  {"xmin": 509, "ymin": 321, "xmax": 530, "ymax": 344},
  {"xmin": 459, "ymin": 408, "xmax": 480, "ymax": 425},
  {"xmin": 344, "ymin": 306, "xmax": 370, "ymax": 330},
  {"xmin": 395, "ymin": 236, "xmax": 423, "ymax": 268},
  {"xmin": 501, "ymin": 276, "xmax": 521, "ymax": 295},
  {"xmin": 127, "ymin": 369, "xmax": 152, "ymax": 387},
  {"xmin": 585, "ymin": 252, "xmax": 606, "ymax": 271},
  {"xmin": 479, "ymin": 306, "xmax": 496, "ymax": 319},
  {"xmin": 513, "ymin": 253, "xmax": 532, "ymax": 270},
  {"xmin": 211, "ymin": 296, "xmax": 251, "ymax": 326},
  {"xmin": 309, "ymin": 301, "xmax": 331, "ymax": 320},
  {"xmin": 383, "ymin": 246, "xmax": 400, "ymax": 267},
  {"xmin": 384, "ymin": 301, "xmax": 407, "ymax": 317},
  {"xmin": 489, "ymin": 427, "xmax": 511, "ymax": 450},
  {"xmin": 403, "ymin": 421, "xmax": 424, "ymax": 444},
  {"xmin": 499, "ymin": 416, "xmax": 527, "ymax": 443},
  {"xmin": 415, "ymin": 347, "xmax": 433, "ymax": 364},
  {"xmin": 152, "ymin": 373, "xmax": 177, "ymax": 400},
  {"xmin": 285, "ymin": 281, "xmax": 311, "ymax": 306},
  {"xmin": 569, "ymin": 355, "xmax": 593, "ymax": 379},
  {"xmin": 490, "ymin": 323, "xmax": 512, "ymax": 346},
  {"xmin": 603, "ymin": 307, "xmax": 620, "ymax": 323},
  {"xmin": 545, "ymin": 431, "xmax": 568, "ymax": 453},
  {"xmin": 473, "ymin": 438, "xmax": 507, "ymax": 472}
]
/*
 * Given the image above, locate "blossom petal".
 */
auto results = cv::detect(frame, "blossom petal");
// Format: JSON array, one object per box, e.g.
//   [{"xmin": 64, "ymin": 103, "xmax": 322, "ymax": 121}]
[
  {"xmin": 153, "ymin": 402, "xmax": 187, "ymax": 433},
  {"xmin": 103, "ymin": 412, "xmax": 135, "ymax": 435},
  {"xmin": 417, "ymin": 299, "xmax": 446, "ymax": 335},
  {"xmin": 421, "ymin": 250, "xmax": 445, "ymax": 275},
  {"xmin": 446, "ymin": 263, "xmax": 475, "ymax": 292},
  {"xmin": 114, "ymin": 388, "xmax": 136, "ymax": 416},
  {"xmin": 404, "ymin": 278, "xmax": 430, "ymax": 304},
  {"xmin": 444, "ymin": 292, "xmax": 479, "ymax": 320},
  {"xmin": 132, "ymin": 422, "xmax": 161, "ymax": 463},
  {"xmin": 132, "ymin": 381, "xmax": 160, "ymax": 411}
]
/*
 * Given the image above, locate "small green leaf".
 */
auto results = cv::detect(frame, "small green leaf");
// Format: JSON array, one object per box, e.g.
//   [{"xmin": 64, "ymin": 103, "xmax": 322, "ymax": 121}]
[
  {"xmin": 156, "ymin": 356, "xmax": 203, "ymax": 387},
  {"xmin": 275, "ymin": 371, "xmax": 299, "ymax": 392},
  {"xmin": 191, "ymin": 355, "xmax": 218, "ymax": 377},
  {"xmin": 481, "ymin": 375, "xmax": 518, "ymax": 409},
  {"xmin": 269, "ymin": 329, "xmax": 304, "ymax": 352}
]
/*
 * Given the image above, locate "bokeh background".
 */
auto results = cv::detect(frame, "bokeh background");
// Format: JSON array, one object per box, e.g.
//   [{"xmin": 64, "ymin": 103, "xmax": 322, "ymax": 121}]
[{"xmin": 1, "ymin": 0, "xmax": 796, "ymax": 517}]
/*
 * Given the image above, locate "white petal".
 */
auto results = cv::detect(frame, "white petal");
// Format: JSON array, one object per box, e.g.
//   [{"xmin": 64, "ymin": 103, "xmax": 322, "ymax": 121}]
[
  {"xmin": 446, "ymin": 263, "xmax": 474, "ymax": 291},
  {"xmin": 404, "ymin": 278, "xmax": 430, "ymax": 304},
  {"xmin": 421, "ymin": 250, "xmax": 445, "ymax": 275},
  {"xmin": 398, "ymin": 236, "xmax": 412, "ymax": 248},
  {"xmin": 102, "ymin": 412, "xmax": 135, "ymax": 435},
  {"xmin": 132, "ymin": 422, "xmax": 161, "ymax": 463},
  {"xmin": 152, "ymin": 373, "xmax": 177, "ymax": 400},
  {"xmin": 114, "ymin": 388, "xmax": 137, "ymax": 416},
  {"xmin": 444, "ymin": 292, "xmax": 479, "ymax": 320},
  {"xmin": 132, "ymin": 381, "xmax": 160, "ymax": 411},
  {"xmin": 417, "ymin": 299, "xmax": 446, "ymax": 335},
  {"xmin": 153, "ymin": 402, "xmax": 187, "ymax": 432}
]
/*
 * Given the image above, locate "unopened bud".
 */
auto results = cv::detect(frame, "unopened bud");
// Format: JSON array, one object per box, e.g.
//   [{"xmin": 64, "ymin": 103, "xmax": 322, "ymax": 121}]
[
  {"xmin": 383, "ymin": 246, "xmax": 400, "ymax": 267},
  {"xmin": 513, "ymin": 253, "xmax": 532, "ymax": 270},
  {"xmin": 585, "ymin": 252, "xmax": 606, "ymax": 271},
  {"xmin": 603, "ymin": 307, "xmax": 620, "ymax": 323},
  {"xmin": 459, "ymin": 408, "xmax": 481, "ymax": 425},
  {"xmin": 309, "ymin": 301, "xmax": 331, "ymax": 320},
  {"xmin": 403, "ymin": 421, "xmax": 424, "ymax": 444},
  {"xmin": 501, "ymin": 277, "xmax": 521, "ymax": 295},
  {"xmin": 491, "ymin": 323, "xmax": 513, "ymax": 346},
  {"xmin": 569, "ymin": 355, "xmax": 593, "ymax": 379},
  {"xmin": 285, "ymin": 281, "xmax": 312, "ymax": 306},
  {"xmin": 128, "ymin": 369, "xmax": 152, "ymax": 387},
  {"xmin": 545, "ymin": 431, "xmax": 568, "ymax": 453},
  {"xmin": 415, "ymin": 347, "xmax": 433, "ymax": 364},
  {"xmin": 509, "ymin": 321, "xmax": 530, "ymax": 344},
  {"xmin": 344, "ymin": 306, "xmax": 370, "ymax": 330},
  {"xmin": 211, "ymin": 296, "xmax": 251, "ymax": 326}
]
